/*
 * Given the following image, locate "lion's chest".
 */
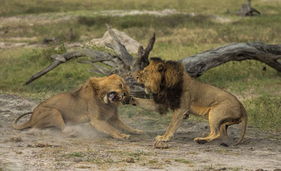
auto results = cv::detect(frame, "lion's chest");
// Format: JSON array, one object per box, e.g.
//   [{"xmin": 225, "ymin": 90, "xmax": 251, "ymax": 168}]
[{"xmin": 95, "ymin": 103, "xmax": 117, "ymax": 120}]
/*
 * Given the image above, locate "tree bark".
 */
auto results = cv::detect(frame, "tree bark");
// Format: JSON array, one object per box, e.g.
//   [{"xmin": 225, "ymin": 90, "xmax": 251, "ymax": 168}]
[{"xmin": 180, "ymin": 42, "xmax": 281, "ymax": 77}]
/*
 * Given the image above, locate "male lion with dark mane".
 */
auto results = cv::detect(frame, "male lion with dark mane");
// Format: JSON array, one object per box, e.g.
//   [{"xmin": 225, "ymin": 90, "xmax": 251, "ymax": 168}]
[
  {"xmin": 133, "ymin": 57, "xmax": 247, "ymax": 146},
  {"xmin": 13, "ymin": 74, "xmax": 143, "ymax": 139}
]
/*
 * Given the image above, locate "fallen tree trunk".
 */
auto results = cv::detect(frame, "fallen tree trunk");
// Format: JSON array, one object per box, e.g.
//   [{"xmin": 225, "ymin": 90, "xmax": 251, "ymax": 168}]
[
  {"xmin": 25, "ymin": 28, "xmax": 281, "ymax": 97},
  {"xmin": 181, "ymin": 42, "xmax": 281, "ymax": 77}
]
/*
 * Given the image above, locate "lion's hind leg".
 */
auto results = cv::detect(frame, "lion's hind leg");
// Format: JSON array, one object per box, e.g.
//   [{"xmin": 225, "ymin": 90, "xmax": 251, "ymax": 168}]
[
  {"xmin": 219, "ymin": 123, "xmax": 229, "ymax": 140},
  {"xmin": 194, "ymin": 116, "xmax": 221, "ymax": 144},
  {"xmin": 194, "ymin": 108, "xmax": 225, "ymax": 144},
  {"xmin": 194, "ymin": 106, "xmax": 241, "ymax": 144},
  {"xmin": 32, "ymin": 107, "xmax": 65, "ymax": 131},
  {"xmin": 219, "ymin": 119, "xmax": 241, "ymax": 144}
]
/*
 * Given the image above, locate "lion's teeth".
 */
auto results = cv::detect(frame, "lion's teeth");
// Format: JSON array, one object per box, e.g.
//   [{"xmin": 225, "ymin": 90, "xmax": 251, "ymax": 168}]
[
  {"xmin": 144, "ymin": 88, "xmax": 150, "ymax": 94},
  {"xmin": 103, "ymin": 95, "xmax": 109, "ymax": 104}
]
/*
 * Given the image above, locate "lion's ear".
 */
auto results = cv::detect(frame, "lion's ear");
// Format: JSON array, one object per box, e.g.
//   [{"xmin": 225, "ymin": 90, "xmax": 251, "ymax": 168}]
[
  {"xmin": 157, "ymin": 63, "xmax": 165, "ymax": 72},
  {"xmin": 89, "ymin": 77, "xmax": 100, "ymax": 90}
]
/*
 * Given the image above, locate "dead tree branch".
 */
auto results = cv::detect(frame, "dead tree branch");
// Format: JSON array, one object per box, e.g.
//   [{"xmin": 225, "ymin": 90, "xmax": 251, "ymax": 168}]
[
  {"xmin": 24, "ymin": 50, "xmax": 118, "ymax": 85},
  {"xmin": 25, "ymin": 51, "xmax": 84, "ymax": 85},
  {"xmin": 25, "ymin": 28, "xmax": 281, "ymax": 98},
  {"xmin": 133, "ymin": 33, "xmax": 156, "ymax": 71},
  {"xmin": 181, "ymin": 42, "xmax": 281, "ymax": 77},
  {"xmin": 106, "ymin": 27, "xmax": 134, "ymax": 68}
]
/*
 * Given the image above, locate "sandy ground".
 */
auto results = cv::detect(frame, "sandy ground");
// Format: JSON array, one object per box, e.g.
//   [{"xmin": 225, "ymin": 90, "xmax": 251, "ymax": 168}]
[{"xmin": 0, "ymin": 94, "xmax": 281, "ymax": 171}]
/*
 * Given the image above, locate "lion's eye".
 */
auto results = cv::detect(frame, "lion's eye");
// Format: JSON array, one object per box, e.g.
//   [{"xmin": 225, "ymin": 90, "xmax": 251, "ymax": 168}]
[{"xmin": 119, "ymin": 84, "xmax": 123, "ymax": 88}]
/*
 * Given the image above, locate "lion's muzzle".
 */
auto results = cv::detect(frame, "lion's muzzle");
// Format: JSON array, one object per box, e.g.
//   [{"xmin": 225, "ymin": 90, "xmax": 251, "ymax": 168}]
[
  {"xmin": 107, "ymin": 92, "xmax": 120, "ymax": 102},
  {"xmin": 105, "ymin": 91, "xmax": 129, "ymax": 104}
]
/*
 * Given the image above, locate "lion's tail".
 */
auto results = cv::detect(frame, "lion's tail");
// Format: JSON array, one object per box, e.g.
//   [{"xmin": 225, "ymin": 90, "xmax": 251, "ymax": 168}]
[
  {"xmin": 234, "ymin": 105, "xmax": 248, "ymax": 146},
  {"xmin": 12, "ymin": 112, "xmax": 32, "ymax": 130}
]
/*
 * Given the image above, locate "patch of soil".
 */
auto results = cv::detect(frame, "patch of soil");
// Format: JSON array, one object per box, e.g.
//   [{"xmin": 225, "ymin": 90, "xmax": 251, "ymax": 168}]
[{"xmin": 0, "ymin": 94, "xmax": 281, "ymax": 170}]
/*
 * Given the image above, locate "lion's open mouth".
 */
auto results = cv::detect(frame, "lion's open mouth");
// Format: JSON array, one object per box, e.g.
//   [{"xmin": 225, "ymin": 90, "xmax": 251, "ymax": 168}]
[
  {"xmin": 108, "ymin": 92, "xmax": 120, "ymax": 101},
  {"xmin": 104, "ymin": 92, "xmax": 121, "ymax": 104},
  {"xmin": 144, "ymin": 88, "xmax": 151, "ymax": 94}
]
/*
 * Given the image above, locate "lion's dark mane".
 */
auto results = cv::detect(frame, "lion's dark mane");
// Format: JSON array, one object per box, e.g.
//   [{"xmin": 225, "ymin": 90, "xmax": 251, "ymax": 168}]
[{"xmin": 151, "ymin": 58, "xmax": 184, "ymax": 110}]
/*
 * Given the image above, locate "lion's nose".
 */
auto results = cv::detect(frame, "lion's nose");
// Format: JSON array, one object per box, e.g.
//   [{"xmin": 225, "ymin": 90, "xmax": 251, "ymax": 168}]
[
  {"xmin": 122, "ymin": 92, "xmax": 128, "ymax": 97},
  {"xmin": 132, "ymin": 72, "xmax": 139, "ymax": 80}
]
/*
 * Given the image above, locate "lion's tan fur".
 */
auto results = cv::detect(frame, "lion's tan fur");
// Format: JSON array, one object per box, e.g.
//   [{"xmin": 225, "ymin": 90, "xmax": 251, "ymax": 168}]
[
  {"xmin": 13, "ymin": 74, "xmax": 143, "ymax": 139},
  {"xmin": 133, "ymin": 58, "xmax": 247, "ymax": 145}
]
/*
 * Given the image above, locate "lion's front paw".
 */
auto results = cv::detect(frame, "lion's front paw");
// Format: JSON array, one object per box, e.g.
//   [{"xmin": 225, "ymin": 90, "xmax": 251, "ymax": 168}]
[
  {"xmin": 154, "ymin": 135, "xmax": 170, "ymax": 142},
  {"xmin": 153, "ymin": 135, "xmax": 170, "ymax": 149},
  {"xmin": 113, "ymin": 133, "xmax": 130, "ymax": 140},
  {"xmin": 131, "ymin": 129, "xmax": 144, "ymax": 135},
  {"xmin": 194, "ymin": 137, "xmax": 207, "ymax": 144},
  {"xmin": 122, "ymin": 96, "xmax": 137, "ymax": 105},
  {"xmin": 120, "ymin": 133, "xmax": 130, "ymax": 140}
]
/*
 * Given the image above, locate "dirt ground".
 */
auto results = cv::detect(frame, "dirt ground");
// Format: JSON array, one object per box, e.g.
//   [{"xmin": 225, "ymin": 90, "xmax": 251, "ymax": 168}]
[{"xmin": 0, "ymin": 94, "xmax": 281, "ymax": 171}]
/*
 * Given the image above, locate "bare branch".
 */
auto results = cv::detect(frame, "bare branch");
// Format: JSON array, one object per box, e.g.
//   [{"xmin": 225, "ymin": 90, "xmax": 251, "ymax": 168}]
[
  {"xmin": 25, "ymin": 61, "xmax": 61, "ymax": 85},
  {"xmin": 79, "ymin": 49, "xmax": 112, "ymax": 60},
  {"xmin": 25, "ymin": 52, "xmax": 84, "ymax": 85},
  {"xmin": 142, "ymin": 32, "xmax": 156, "ymax": 60},
  {"xmin": 133, "ymin": 33, "xmax": 156, "ymax": 71},
  {"xmin": 106, "ymin": 27, "xmax": 133, "ymax": 67},
  {"xmin": 25, "ymin": 49, "xmax": 116, "ymax": 85},
  {"xmin": 90, "ymin": 63, "xmax": 112, "ymax": 75},
  {"xmin": 77, "ymin": 59, "xmax": 109, "ymax": 64},
  {"xmin": 181, "ymin": 42, "xmax": 281, "ymax": 77}
]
